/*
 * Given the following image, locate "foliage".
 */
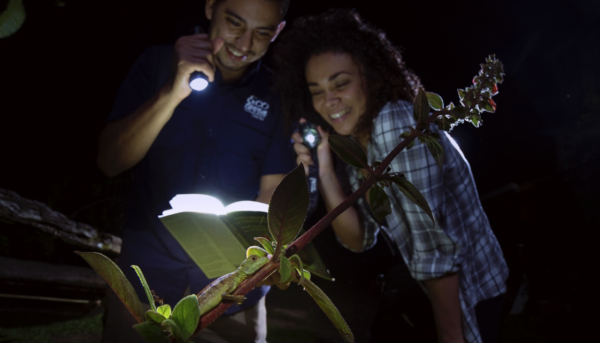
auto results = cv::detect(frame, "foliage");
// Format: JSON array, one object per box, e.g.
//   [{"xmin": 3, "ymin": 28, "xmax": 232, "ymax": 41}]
[
  {"xmin": 0, "ymin": 0, "xmax": 25, "ymax": 39},
  {"xmin": 78, "ymin": 56, "xmax": 503, "ymax": 343}
]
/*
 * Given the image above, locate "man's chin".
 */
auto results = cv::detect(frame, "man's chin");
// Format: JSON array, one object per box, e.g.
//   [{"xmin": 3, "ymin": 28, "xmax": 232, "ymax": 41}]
[{"xmin": 216, "ymin": 55, "xmax": 250, "ymax": 72}]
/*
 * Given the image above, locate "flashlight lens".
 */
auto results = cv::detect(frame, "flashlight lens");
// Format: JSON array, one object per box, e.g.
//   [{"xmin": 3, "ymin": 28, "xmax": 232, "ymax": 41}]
[
  {"xmin": 190, "ymin": 77, "xmax": 208, "ymax": 91},
  {"xmin": 306, "ymin": 133, "xmax": 316, "ymax": 145}
]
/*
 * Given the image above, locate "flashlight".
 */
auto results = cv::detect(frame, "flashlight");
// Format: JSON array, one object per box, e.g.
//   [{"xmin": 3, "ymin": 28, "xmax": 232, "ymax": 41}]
[
  {"xmin": 189, "ymin": 26, "xmax": 209, "ymax": 91},
  {"xmin": 190, "ymin": 72, "xmax": 209, "ymax": 91},
  {"xmin": 299, "ymin": 122, "xmax": 321, "ymax": 217}
]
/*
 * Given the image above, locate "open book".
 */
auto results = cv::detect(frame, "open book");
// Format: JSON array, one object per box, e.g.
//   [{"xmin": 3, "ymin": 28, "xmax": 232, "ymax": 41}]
[{"xmin": 159, "ymin": 194, "xmax": 332, "ymax": 280}]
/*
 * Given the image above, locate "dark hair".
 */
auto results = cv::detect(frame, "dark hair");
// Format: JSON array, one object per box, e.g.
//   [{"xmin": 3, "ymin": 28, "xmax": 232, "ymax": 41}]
[
  {"xmin": 215, "ymin": 0, "xmax": 290, "ymax": 18},
  {"xmin": 273, "ymin": 8, "xmax": 422, "ymax": 139}
]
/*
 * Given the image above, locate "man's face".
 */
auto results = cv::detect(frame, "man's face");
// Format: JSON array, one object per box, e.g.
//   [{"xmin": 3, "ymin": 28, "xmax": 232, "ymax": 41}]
[{"xmin": 206, "ymin": 0, "xmax": 285, "ymax": 81}]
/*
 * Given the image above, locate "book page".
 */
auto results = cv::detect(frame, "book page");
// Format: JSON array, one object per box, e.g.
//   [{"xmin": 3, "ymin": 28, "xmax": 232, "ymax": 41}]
[
  {"xmin": 224, "ymin": 201, "xmax": 268, "ymax": 214},
  {"xmin": 160, "ymin": 212, "xmax": 247, "ymax": 279},
  {"xmin": 162, "ymin": 194, "xmax": 226, "ymax": 216}
]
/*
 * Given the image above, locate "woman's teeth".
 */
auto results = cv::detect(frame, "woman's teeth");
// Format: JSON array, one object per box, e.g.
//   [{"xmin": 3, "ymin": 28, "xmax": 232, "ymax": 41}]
[{"xmin": 330, "ymin": 108, "xmax": 350, "ymax": 119}]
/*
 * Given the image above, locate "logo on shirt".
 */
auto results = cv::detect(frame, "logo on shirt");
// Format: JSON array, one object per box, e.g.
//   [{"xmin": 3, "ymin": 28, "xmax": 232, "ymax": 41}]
[{"xmin": 244, "ymin": 95, "xmax": 269, "ymax": 121}]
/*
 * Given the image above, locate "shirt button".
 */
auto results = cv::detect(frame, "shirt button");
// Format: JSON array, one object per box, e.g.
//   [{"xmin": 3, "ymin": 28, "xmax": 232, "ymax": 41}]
[{"xmin": 208, "ymin": 129, "xmax": 213, "ymax": 137}]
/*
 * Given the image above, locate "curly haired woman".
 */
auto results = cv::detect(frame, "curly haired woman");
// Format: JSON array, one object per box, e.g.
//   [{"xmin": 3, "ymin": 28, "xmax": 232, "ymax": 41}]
[{"xmin": 273, "ymin": 8, "xmax": 508, "ymax": 343}]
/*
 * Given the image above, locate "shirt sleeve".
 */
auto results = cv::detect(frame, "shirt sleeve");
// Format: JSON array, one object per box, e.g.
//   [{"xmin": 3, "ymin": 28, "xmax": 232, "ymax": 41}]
[
  {"xmin": 108, "ymin": 46, "xmax": 171, "ymax": 122},
  {"xmin": 372, "ymin": 101, "xmax": 462, "ymax": 281}
]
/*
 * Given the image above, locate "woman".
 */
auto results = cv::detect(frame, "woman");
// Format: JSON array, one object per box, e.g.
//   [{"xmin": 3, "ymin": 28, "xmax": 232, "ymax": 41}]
[{"xmin": 273, "ymin": 9, "xmax": 508, "ymax": 343}]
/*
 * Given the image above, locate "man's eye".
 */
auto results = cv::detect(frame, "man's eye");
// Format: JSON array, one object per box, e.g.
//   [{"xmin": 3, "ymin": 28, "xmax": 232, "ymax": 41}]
[
  {"xmin": 227, "ymin": 18, "xmax": 241, "ymax": 27},
  {"xmin": 256, "ymin": 30, "xmax": 271, "ymax": 37}
]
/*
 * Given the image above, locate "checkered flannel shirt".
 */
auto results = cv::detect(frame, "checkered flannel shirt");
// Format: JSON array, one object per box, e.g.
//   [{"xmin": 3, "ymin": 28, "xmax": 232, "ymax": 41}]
[{"xmin": 346, "ymin": 101, "xmax": 509, "ymax": 343}]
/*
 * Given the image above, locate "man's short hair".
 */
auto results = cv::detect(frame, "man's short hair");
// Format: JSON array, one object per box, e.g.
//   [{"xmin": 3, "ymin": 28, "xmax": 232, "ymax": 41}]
[{"xmin": 215, "ymin": 0, "xmax": 290, "ymax": 18}]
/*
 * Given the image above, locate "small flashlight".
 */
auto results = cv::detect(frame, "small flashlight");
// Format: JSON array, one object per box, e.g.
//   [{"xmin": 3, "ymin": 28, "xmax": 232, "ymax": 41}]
[
  {"xmin": 298, "ymin": 122, "xmax": 321, "ymax": 217},
  {"xmin": 190, "ymin": 72, "xmax": 209, "ymax": 91},
  {"xmin": 189, "ymin": 26, "xmax": 209, "ymax": 91}
]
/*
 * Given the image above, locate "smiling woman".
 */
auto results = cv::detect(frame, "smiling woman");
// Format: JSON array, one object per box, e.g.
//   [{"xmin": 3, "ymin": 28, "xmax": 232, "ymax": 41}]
[{"xmin": 274, "ymin": 8, "xmax": 509, "ymax": 343}]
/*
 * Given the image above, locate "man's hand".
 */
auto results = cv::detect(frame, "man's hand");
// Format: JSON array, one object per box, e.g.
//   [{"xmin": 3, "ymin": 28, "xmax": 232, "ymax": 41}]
[{"xmin": 167, "ymin": 33, "xmax": 225, "ymax": 101}]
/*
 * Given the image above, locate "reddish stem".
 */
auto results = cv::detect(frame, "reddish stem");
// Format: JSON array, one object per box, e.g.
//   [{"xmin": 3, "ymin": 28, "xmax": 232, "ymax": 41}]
[{"xmin": 195, "ymin": 112, "xmax": 440, "ymax": 334}]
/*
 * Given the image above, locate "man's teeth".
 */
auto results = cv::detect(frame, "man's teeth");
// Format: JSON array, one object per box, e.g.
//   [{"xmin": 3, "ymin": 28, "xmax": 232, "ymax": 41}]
[
  {"xmin": 229, "ymin": 47, "xmax": 244, "ymax": 57},
  {"xmin": 330, "ymin": 108, "xmax": 350, "ymax": 119}
]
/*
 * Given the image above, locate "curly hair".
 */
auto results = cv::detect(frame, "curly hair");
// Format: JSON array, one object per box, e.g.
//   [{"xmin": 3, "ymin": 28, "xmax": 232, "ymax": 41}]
[{"xmin": 273, "ymin": 8, "xmax": 422, "ymax": 139}]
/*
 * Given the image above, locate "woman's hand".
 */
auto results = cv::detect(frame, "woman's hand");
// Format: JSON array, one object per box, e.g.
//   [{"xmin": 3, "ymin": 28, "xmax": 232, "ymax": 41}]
[{"xmin": 291, "ymin": 118, "xmax": 334, "ymax": 178}]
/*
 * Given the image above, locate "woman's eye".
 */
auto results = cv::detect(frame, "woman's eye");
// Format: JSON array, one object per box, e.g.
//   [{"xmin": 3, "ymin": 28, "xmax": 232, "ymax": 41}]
[
  {"xmin": 336, "ymin": 82, "xmax": 349, "ymax": 88},
  {"xmin": 311, "ymin": 91, "xmax": 323, "ymax": 97}
]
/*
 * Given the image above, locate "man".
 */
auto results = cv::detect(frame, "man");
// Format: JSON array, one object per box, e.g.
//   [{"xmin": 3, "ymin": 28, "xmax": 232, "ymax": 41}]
[{"xmin": 97, "ymin": 1, "xmax": 292, "ymax": 342}]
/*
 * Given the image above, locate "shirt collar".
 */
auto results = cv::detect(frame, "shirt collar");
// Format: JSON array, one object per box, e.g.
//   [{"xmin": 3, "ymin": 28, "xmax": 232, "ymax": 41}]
[{"xmin": 215, "ymin": 59, "xmax": 262, "ymax": 89}]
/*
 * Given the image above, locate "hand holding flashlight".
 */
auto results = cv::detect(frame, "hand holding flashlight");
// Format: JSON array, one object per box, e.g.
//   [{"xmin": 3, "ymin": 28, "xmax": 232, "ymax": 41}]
[
  {"xmin": 169, "ymin": 26, "xmax": 223, "ymax": 99},
  {"xmin": 298, "ymin": 121, "xmax": 322, "ymax": 217},
  {"xmin": 189, "ymin": 26, "xmax": 209, "ymax": 91}
]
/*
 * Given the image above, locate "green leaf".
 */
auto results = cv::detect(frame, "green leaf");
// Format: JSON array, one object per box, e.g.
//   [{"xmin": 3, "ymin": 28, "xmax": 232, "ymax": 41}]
[
  {"xmin": 469, "ymin": 113, "xmax": 482, "ymax": 127},
  {"xmin": 76, "ymin": 252, "xmax": 145, "ymax": 323},
  {"xmin": 268, "ymin": 164, "xmax": 309, "ymax": 258},
  {"xmin": 480, "ymin": 99, "xmax": 496, "ymax": 113},
  {"xmin": 426, "ymin": 92, "xmax": 444, "ymax": 111},
  {"xmin": 413, "ymin": 88, "xmax": 430, "ymax": 123},
  {"xmin": 368, "ymin": 184, "xmax": 391, "ymax": 223},
  {"xmin": 171, "ymin": 295, "xmax": 200, "ymax": 342},
  {"xmin": 435, "ymin": 115, "xmax": 458, "ymax": 132},
  {"xmin": 289, "ymin": 254, "xmax": 305, "ymax": 283},
  {"xmin": 0, "ymin": 0, "xmax": 26, "ymax": 39},
  {"xmin": 279, "ymin": 255, "xmax": 293, "ymax": 285},
  {"xmin": 253, "ymin": 237, "xmax": 274, "ymax": 255},
  {"xmin": 449, "ymin": 106, "xmax": 469, "ymax": 120},
  {"xmin": 132, "ymin": 265, "xmax": 157, "ymax": 312},
  {"xmin": 301, "ymin": 269, "xmax": 312, "ymax": 282},
  {"xmin": 418, "ymin": 134, "xmax": 444, "ymax": 170},
  {"xmin": 389, "ymin": 175, "xmax": 435, "ymax": 226},
  {"xmin": 145, "ymin": 310, "xmax": 167, "ymax": 324},
  {"xmin": 328, "ymin": 135, "xmax": 368, "ymax": 169},
  {"xmin": 132, "ymin": 321, "xmax": 170, "ymax": 343},
  {"xmin": 161, "ymin": 319, "xmax": 186, "ymax": 343},
  {"xmin": 157, "ymin": 304, "xmax": 172, "ymax": 319},
  {"xmin": 302, "ymin": 278, "xmax": 354, "ymax": 343}
]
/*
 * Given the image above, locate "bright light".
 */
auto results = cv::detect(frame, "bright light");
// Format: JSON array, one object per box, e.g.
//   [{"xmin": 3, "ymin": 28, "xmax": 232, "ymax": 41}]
[
  {"xmin": 305, "ymin": 133, "xmax": 316, "ymax": 145},
  {"xmin": 190, "ymin": 77, "xmax": 208, "ymax": 91}
]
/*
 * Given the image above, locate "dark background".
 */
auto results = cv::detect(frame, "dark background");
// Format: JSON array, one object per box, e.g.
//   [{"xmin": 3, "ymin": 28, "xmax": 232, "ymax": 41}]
[{"xmin": 1, "ymin": 0, "xmax": 598, "ymax": 342}]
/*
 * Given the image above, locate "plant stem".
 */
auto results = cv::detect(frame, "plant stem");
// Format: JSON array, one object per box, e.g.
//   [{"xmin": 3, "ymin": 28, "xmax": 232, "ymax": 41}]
[{"xmin": 196, "ymin": 112, "xmax": 440, "ymax": 333}]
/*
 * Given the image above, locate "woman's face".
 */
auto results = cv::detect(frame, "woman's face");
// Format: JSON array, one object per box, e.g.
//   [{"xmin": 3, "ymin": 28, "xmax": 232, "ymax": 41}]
[{"xmin": 305, "ymin": 52, "xmax": 367, "ymax": 136}]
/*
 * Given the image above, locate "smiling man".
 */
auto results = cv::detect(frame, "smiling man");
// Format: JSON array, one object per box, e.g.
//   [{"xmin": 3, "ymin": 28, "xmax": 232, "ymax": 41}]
[{"xmin": 97, "ymin": 1, "xmax": 292, "ymax": 342}]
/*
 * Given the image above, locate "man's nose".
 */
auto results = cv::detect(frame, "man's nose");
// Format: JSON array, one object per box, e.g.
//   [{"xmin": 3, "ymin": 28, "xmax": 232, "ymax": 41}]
[{"xmin": 236, "ymin": 30, "xmax": 253, "ymax": 52}]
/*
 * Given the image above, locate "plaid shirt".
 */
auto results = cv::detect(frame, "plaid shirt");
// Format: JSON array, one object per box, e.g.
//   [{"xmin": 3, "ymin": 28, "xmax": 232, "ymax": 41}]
[{"xmin": 346, "ymin": 101, "xmax": 508, "ymax": 343}]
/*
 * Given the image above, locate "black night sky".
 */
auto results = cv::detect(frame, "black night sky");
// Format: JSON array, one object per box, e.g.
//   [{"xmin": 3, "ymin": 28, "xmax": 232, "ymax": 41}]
[{"xmin": 1, "ymin": 0, "xmax": 598, "ymax": 341}]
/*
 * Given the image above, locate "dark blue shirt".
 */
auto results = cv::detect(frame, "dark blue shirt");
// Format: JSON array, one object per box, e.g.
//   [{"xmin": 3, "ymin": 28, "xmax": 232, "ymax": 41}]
[{"xmin": 108, "ymin": 46, "xmax": 294, "ymax": 313}]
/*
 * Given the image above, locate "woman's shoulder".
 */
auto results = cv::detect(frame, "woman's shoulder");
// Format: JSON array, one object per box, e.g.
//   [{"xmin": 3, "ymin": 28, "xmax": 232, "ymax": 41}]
[{"xmin": 372, "ymin": 100, "xmax": 417, "ymax": 136}]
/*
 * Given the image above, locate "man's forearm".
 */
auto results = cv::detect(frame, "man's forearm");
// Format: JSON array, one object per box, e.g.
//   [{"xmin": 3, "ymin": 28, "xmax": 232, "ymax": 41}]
[
  {"xmin": 97, "ymin": 87, "xmax": 181, "ymax": 177},
  {"xmin": 424, "ymin": 273, "xmax": 465, "ymax": 343}
]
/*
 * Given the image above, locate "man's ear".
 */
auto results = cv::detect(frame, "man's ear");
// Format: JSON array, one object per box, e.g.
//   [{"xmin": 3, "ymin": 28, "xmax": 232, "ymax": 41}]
[
  {"xmin": 271, "ymin": 21, "xmax": 286, "ymax": 42},
  {"xmin": 205, "ymin": 0, "xmax": 217, "ymax": 20}
]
